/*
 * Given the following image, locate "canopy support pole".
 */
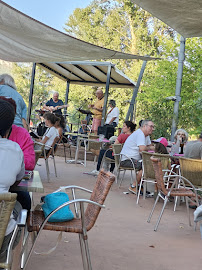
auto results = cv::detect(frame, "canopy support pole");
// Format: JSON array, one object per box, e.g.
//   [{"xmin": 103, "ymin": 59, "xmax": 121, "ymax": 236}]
[
  {"xmin": 27, "ymin": 63, "xmax": 36, "ymax": 125},
  {"xmin": 125, "ymin": 60, "xmax": 147, "ymax": 121},
  {"xmin": 64, "ymin": 80, "xmax": 70, "ymax": 120},
  {"xmin": 101, "ymin": 64, "xmax": 112, "ymax": 126},
  {"xmin": 170, "ymin": 36, "xmax": 186, "ymax": 141}
]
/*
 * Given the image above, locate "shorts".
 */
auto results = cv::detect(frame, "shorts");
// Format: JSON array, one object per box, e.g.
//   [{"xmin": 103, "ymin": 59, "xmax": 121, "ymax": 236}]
[
  {"xmin": 120, "ymin": 159, "xmax": 142, "ymax": 171},
  {"xmin": 92, "ymin": 118, "xmax": 101, "ymax": 132}
]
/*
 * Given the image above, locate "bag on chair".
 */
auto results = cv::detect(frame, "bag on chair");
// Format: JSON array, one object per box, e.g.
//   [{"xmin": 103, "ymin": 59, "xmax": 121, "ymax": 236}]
[{"xmin": 41, "ymin": 192, "xmax": 74, "ymax": 222}]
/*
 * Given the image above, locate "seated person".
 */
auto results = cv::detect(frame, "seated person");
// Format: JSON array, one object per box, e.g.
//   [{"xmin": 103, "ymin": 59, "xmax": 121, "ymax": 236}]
[
  {"xmin": 90, "ymin": 121, "xmax": 136, "ymax": 175},
  {"xmin": 0, "ymin": 99, "xmax": 25, "ymax": 262},
  {"xmin": 105, "ymin": 99, "xmax": 119, "ymax": 127},
  {"xmin": 55, "ymin": 113, "xmax": 66, "ymax": 137},
  {"xmin": 35, "ymin": 112, "xmax": 59, "ymax": 152},
  {"xmin": 184, "ymin": 132, "xmax": 202, "ymax": 159},
  {"xmin": 170, "ymin": 128, "xmax": 188, "ymax": 155},
  {"xmin": 0, "ymin": 96, "xmax": 34, "ymax": 210},
  {"xmin": 120, "ymin": 120, "xmax": 155, "ymax": 194}
]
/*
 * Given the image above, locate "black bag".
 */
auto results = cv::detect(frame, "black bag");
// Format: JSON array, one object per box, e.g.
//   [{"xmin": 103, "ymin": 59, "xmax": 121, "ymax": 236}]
[
  {"xmin": 37, "ymin": 122, "xmax": 48, "ymax": 136},
  {"xmin": 98, "ymin": 125, "xmax": 114, "ymax": 139}
]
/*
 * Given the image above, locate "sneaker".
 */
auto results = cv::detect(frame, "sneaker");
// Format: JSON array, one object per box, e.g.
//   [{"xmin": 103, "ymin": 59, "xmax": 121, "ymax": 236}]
[
  {"xmin": 90, "ymin": 170, "xmax": 99, "ymax": 176},
  {"xmin": 128, "ymin": 186, "xmax": 137, "ymax": 194}
]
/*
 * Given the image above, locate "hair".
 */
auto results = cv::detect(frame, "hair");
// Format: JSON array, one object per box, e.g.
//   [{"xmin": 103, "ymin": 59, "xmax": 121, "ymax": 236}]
[
  {"xmin": 155, "ymin": 143, "xmax": 168, "ymax": 154},
  {"xmin": 0, "ymin": 96, "xmax": 16, "ymax": 113},
  {"xmin": 0, "ymin": 74, "xmax": 17, "ymax": 90},
  {"xmin": 0, "ymin": 99, "xmax": 15, "ymax": 137},
  {"xmin": 43, "ymin": 112, "xmax": 60, "ymax": 125},
  {"xmin": 124, "ymin": 121, "xmax": 136, "ymax": 133},
  {"xmin": 141, "ymin": 120, "xmax": 152, "ymax": 127},
  {"xmin": 174, "ymin": 128, "xmax": 188, "ymax": 143},
  {"xmin": 109, "ymin": 99, "xmax": 116, "ymax": 107},
  {"xmin": 53, "ymin": 91, "xmax": 59, "ymax": 97},
  {"xmin": 139, "ymin": 119, "xmax": 143, "ymax": 127},
  {"xmin": 54, "ymin": 113, "xmax": 65, "ymax": 129}
]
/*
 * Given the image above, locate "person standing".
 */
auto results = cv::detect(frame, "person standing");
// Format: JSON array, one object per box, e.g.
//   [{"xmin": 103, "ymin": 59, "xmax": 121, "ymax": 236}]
[
  {"xmin": 88, "ymin": 88, "xmax": 104, "ymax": 135},
  {"xmin": 120, "ymin": 120, "xmax": 155, "ymax": 194},
  {"xmin": 0, "ymin": 74, "xmax": 28, "ymax": 130},
  {"xmin": 43, "ymin": 91, "xmax": 67, "ymax": 115},
  {"xmin": 105, "ymin": 99, "xmax": 119, "ymax": 127}
]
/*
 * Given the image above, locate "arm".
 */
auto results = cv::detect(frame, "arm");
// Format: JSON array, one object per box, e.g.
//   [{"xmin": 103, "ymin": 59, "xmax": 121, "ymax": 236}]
[
  {"xmin": 108, "ymin": 117, "xmax": 116, "ymax": 125},
  {"xmin": 41, "ymin": 136, "xmax": 49, "ymax": 145},
  {"xmin": 22, "ymin": 118, "xmax": 29, "ymax": 131},
  {"xmin": 139, "ymin": 144, "xmax": 155, "ymax": 153}
]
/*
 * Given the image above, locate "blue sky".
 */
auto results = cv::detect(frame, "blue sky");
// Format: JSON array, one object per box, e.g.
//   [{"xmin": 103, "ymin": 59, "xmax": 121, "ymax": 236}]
[{"xmin": 3, "ymin": 0, "xmax": 92, "ymax": 32}]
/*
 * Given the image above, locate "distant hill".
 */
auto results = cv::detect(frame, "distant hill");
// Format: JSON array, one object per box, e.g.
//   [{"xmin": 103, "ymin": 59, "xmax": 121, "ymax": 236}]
[{"xmin": 0, "ymin": 60, "xmax": 13, "ymax": 74}]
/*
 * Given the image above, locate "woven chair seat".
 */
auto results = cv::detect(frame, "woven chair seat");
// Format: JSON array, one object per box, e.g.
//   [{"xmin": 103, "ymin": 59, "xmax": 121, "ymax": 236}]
[
  {"xmin": 167, "ymin": 188, "xmax": 195, "ymax": 197},
  {"xmin": 28, "ymin": 210, "xmax": 85, "ymax": 233},
  {"xmin": 119, "ymin": 166, "xmax": 134, "ymax": 170}
]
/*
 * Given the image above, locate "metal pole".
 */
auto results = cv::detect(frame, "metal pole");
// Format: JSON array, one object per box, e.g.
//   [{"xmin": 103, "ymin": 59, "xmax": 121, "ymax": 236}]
[
  {"xmin": 101, "ymin": 64, "xmax": 112, "ymax": 126},
  {"xmin": 27, "ymin": 63, "xmax": 36, "ymax": 125},
  {"xmin": 125, "ymin": 60, "xmax": 147, "ymax": 121},
  {"xmin": 64, "ymin": 80, "xmax": 70, "ymax": 120},
  {"xmin": 170, "ymin": 36, "xmax": 186, "ymax": 141}
]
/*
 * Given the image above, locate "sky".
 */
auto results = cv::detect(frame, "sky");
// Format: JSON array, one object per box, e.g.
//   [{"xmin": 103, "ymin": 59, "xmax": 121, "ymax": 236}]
[{"xmin": 2, "ymin": 0, "xmax": 92, "ymax": 32}]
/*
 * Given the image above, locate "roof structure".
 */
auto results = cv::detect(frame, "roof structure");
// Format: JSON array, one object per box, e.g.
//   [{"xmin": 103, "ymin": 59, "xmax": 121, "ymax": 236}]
[
  {"xmin": 37, "ymin": 61, "xmax": 136, "ymax": 88},
  {"xmin": 132, "ymin": 0, "xmax": 202, "ymax": 38},
  {"xmin": 0, "ymin": 1, "xmax": 157, "ymax": 63}
]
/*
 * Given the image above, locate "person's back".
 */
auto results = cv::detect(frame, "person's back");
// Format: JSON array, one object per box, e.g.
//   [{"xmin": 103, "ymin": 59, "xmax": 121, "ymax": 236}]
[
  {"xmin": 184, "ymin": 140, "xmax": 202, "ymax": 159},
  {"xmin": 0, "ymin": 84, "xmax": 27, "ymax": 128}
]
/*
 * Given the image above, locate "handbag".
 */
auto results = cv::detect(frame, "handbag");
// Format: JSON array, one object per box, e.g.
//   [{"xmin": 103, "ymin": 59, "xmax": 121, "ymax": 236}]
[{"xmin": 42, "ymin": 192, "xmax": 74, "ymax": 222}]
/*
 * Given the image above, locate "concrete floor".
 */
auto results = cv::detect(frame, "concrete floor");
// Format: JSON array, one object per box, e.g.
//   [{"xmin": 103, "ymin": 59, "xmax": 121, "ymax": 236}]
[{"xmin": 18, "ymin": 156, "xmax": 202, "ymax": 270}]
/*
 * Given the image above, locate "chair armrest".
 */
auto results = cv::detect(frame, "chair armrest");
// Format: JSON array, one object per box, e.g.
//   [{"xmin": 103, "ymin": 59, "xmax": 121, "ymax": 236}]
[
  {"xmin": 17, "ymin": 209, "xmax": 28, "ymax": 227},
  {"xmin": 54, "ymin": 185, "xmax": 92, "ymax": 194}
]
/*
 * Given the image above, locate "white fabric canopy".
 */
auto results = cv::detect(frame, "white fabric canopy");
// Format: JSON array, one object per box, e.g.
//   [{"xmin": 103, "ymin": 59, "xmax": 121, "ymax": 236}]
[
  {"xmin": 132, "ymin": 0, "xmax": 202, "ymax": 38},
  {"xmin": 0, "ymin": 1, "xmax": 157, "ymax": 63}
]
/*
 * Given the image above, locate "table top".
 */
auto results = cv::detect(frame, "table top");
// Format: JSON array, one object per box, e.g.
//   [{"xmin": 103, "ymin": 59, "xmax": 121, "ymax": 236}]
[{"xmin": 16, "ymin": 170, "xmax": 44, "ymax": 193}]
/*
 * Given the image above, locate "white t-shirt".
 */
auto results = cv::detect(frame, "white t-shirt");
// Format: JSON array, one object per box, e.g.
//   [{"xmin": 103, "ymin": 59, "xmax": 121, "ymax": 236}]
[
  {"xmin": 121, "ymin": 128, "xmax": 151, "ymax": 161},
  {"xmin": 0, "ymin": 138, "xmax": 25, "ymax": 235},
  {"xmin": 105, "ymin": 107, "xmax": 119, "ymax": 125},
  {"xmin": 42, "ymin": 127, "xmax": 59, "ymax": 150}
]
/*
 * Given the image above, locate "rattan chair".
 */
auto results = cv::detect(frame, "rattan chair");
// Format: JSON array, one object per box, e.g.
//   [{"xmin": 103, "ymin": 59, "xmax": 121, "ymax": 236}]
[
  {"xmin": 137, "ymin": 151, "xmax": 171, "ymax": 204},
  {"xmin": 179, "ymin": 157, "xmax": 202, "ymax": 189},
  {"xmin": 83, "ymin": 134, "xmax": 102, "ymax": 167},
  {"xmin": 0, "ymin": 193, "xmax": 27, "ymax": 269},
  {"xmin": 23, "ymin": 169, "xmax": 115, "ymax": 270},
  {"xmin": 147, "ymin": 157, "xmax": 199, "ymax": 231}
]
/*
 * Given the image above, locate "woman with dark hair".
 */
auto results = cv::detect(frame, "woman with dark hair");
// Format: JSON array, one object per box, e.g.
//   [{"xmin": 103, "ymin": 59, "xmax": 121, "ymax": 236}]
[
  {"xmin": 36, "ymin": 112, "xmax": 59, "ymax": 150},
  {"xmin": 91, "ymin": 121, "xmax": 137, "ymax": 175},
  {"xmin": 54, "ymin": 113, "xmax": 66, "ymax": 137},
  {"xmin": 0, "ymin": 99, "xmax": 25, "ymax": 262}
]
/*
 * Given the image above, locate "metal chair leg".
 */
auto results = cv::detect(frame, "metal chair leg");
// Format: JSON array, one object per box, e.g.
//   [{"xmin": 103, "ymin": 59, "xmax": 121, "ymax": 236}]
[
  {"xmin": 45, "ymin": 159, "xmax": 50, "ymax": 182},
  {"xmin": 118, "ymin": 170, "xmax": 126, "ymax": 188},
  {"xmin": 147, "ymin": 193, "xmax": 160, "ymax": 223},
  {"xmin": 185, "ymin": 196, "xmax": 191, "ymax": 226},
  {"xmin": 52, "ymin": 156, "xmax": 57, "ymax": 177},
  {"xmin": 154, "ymin": 197, "xmax": 169, "ymax": 231},
  {"xmin": 79, "ymin": 234, "xmax": 89, "ymax": 270},
  {"xmin": 137, "ymin": 178, "xmax": 143, "ymax": 204}
]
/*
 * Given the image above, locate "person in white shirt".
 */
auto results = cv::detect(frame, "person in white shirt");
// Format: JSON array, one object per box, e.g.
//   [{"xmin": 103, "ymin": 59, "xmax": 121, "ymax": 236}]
[
  {"xmin": 35, "ymin": 112, "xmax": 59, "ymax": 151},
  {"xmin": 105, "ymin": 99, "xmax": 119, "ymax": 127},
  {"xmin": 120, "ymin": 120, "xmax": 155, "ymax": 194},
  {"xmin": 0, "ymin": 99, "xmax": 25, "ymax": 262}
]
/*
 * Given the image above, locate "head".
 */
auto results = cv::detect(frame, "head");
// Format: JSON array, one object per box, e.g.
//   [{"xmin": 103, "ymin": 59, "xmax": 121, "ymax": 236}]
[
  {"xmin": 153, "ymin": 137, "xmax": 168, "ymax": 154},
  {"xmin": 141, "ymin": 120, "xmax": 155, "ymax": 136},
  {"xmin": 54, "ymin": 113, "xmax": 65, "ymax": 129},
  {"xmin": 95, "ymin": 88, "xmax": 104, "ymax": 99},
  {"xmin": 43, "ymin": 112, "xmax": 60, "ymax": 127},
  {"xmin": 108, "ymin": 99, "xmax": 116, "ymax": 108},
  {"xmin": 0, "ymin": 96, "xmax": 16, "ymax": 113},
  {"xmin": 0, "ymin": 74, "xmax": 17, "ymax": 90},
  {"xmin": 122, "ymin": 121, "xmax": 136, "ymax": 134},
  {"xmin": 53, "ymin": 91, "xmax": 59, "ymax": 102},
  {"xmin": 0, "ymin": 99, "xmax": 15, "ymax": 137},
  {"xmin": 174, "ymin": 129, "xmax": 188, "ymax": 143},
  {"xmin": 155, "ymin": 143, "xmax": 168, "ymax": 154}
]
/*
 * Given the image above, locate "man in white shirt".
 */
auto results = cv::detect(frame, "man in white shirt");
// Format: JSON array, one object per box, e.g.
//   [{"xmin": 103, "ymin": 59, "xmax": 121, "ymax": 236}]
[
  {"xmin": 120, "ymin": 120, "xmax": 155, "ymax": 194},
  {"xmin": 105, "ymin": 99, "xmax": 119, "ymax": 127}
]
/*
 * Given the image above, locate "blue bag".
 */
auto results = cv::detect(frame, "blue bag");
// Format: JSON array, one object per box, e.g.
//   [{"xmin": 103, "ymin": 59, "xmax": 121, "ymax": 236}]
[{"xmin": 42, "ymin": 192, "xmax": 74, "ymax": 222}]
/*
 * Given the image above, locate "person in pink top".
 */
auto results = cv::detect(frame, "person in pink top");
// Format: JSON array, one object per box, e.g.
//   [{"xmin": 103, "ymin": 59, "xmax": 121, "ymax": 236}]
[{"xmin": 9, "ymin": 125, "xmax": 35, "ymax": 171}]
